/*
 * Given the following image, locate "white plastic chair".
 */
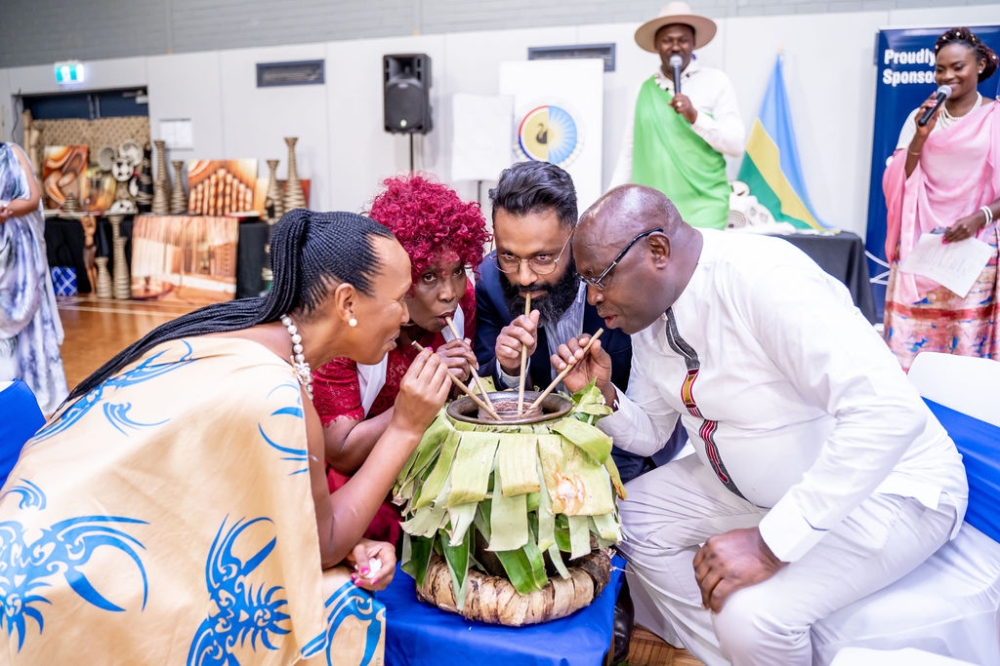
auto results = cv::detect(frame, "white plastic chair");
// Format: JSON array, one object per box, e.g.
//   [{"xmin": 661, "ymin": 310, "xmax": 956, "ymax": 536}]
[
  {"xmin": 815, "ymin": 352, "xmax": 1000, "ymax": 665},
  {"xmin": 907, "ymin": 352, "xmax": 1000, "ymax": 427}
]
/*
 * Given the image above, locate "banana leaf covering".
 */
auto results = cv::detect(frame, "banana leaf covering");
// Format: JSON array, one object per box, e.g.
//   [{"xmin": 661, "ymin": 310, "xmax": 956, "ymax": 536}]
[{"xmin": 393, "ymin": 383, "xmax": 625, "ymax": 611}]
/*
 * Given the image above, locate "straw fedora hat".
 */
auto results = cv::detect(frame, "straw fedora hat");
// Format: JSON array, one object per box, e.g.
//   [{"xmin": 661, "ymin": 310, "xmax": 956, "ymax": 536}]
[{"xmin": 634, "ymin": 2, "xmax": 718, "ymax": 53}]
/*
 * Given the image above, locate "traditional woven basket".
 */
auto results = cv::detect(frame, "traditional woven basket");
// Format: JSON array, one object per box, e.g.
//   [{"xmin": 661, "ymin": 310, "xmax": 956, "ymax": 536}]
[
  {"xmin": 416, "ymin": 549, "xmax": 612, "ymax": 626},
  {"xmin": 394, "ymin": 384, "xmax": 623, "ymax": 622}
]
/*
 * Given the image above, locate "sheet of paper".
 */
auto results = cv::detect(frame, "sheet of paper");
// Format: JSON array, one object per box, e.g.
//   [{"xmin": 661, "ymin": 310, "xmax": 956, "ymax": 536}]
[
  {"xmin": 159, "ymin": 118, "xmax": 194, "ymax": 150},
  {"xmin": 899, "ymin": 233, "xmax": 993, "ymax": 298}
]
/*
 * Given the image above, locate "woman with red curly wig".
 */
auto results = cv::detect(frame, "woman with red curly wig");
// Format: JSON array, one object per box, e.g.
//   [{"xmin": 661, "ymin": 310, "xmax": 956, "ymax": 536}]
[{"xmin": 312, "ymin": 174, "xmax": 491, "ymax": 545}]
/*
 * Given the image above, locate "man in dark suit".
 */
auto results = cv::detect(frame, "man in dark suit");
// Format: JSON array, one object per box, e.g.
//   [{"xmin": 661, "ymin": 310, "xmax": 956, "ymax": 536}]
[{"xmin": 475, "ymin": 161, "xmax": 681, "ymax": 483}]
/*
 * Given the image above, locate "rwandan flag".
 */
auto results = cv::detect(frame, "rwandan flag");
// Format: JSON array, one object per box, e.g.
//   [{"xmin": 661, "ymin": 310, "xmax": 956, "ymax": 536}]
[{"xmin": 738, "ymin": 56, "xmax": 830, "ymax": 230}]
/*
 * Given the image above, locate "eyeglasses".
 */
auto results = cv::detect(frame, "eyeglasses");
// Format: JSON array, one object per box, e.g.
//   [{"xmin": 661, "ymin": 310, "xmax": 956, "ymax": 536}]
[
  {"xmin": 579, "ymin": 227, "xmax": 663, "ymax": 291},
  {"xmin": 492, "ymin": 234, "xmax": 572, "ymax": 276}
]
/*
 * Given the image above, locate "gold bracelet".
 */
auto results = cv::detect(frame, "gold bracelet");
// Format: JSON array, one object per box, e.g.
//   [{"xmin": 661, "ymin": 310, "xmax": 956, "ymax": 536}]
[{"xmin": 907, "ymin": 149, "xmax": 922, "ymax": 157}]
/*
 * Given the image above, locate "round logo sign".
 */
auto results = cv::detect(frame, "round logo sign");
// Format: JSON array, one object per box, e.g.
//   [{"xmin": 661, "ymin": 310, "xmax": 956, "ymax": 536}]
[{"xmin": 516, "ymin": 105, "xmax": 581, "ymax": 167}]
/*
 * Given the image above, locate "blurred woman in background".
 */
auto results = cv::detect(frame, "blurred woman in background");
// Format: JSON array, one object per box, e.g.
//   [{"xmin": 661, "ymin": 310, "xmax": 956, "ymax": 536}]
[
  {"xmin": 0, "ymin": 141, "xmax": 67, "ymax": 413},
  {"xmin": 883, "ymin": 27, "xmax": 999, "ymax": 371}
]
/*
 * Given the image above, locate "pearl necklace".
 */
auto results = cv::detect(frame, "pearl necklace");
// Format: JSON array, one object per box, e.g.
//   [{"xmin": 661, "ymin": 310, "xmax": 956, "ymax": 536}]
[
  {"xmin": 281, "ymin": 314, "xmax": 313, "ymax": 400},
  {"xmin": 939, "ymin": 92, "xmax": 982, "ymax": 128}
]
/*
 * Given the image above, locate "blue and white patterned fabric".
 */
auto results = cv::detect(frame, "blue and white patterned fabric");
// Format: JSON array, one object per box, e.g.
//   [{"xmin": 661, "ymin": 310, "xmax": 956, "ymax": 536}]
[
  {"xmin": 50, "ymin": 267, "xmax": 77, "ymax": 297},
  {"xmin": 0, "ymin": 338, "xmax": 385, "ymax": 664},
  {"xmin": 0, "ymin": 143, "xmax": 67, "ymax": 414}
]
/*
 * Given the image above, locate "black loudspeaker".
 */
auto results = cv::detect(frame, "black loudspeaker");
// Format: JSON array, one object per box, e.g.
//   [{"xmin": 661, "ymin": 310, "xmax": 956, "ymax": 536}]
[{"xmin": 383, "ymin": 54, "xmax": 432, "ymax": 134}]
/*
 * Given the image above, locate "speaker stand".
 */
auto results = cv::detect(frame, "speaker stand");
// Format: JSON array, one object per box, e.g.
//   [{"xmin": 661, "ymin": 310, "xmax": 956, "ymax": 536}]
[{"xmin": 409, "ymin": 134, "xmax": 415, "ymax": 173}]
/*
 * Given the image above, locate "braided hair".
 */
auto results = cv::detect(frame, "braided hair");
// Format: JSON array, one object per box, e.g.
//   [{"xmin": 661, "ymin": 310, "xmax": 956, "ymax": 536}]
[
  {"xmin": 935, "ymin": 27, "xmax": 999, "ymax": 82},
  {"xmin": 68, "ymin": 209, "xmax": 394, "ymax": 401}
]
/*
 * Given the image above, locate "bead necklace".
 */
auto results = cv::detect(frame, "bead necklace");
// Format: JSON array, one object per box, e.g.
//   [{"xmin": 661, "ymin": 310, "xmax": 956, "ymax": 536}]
[
  {"xmin": 281, "ymin": 314, "xmax": 313, "ymax": 400},
  {"xmin": 939, "ymin": 92, "xmax": 982, "ymax": 128}
]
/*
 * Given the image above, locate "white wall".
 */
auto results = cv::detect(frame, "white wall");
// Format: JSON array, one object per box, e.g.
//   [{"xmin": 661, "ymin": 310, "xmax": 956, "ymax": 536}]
[
  {"xmin": 326, "ymin": 34, "xmax": 449, "ymax": 213},
  {"xmin": 0, "ymin": 70, "xmax": 12, "ymax": 144},
  {"xmin": 2, "ymin": 5, "xmax": 998, "ymax": 237},
  {"xmin": 0, "ymin": 56, "xmax": 148, "ymax": 148},
  {"xmin": 147, "ymin": 52, "xmax": 225, "ymax": 160}
]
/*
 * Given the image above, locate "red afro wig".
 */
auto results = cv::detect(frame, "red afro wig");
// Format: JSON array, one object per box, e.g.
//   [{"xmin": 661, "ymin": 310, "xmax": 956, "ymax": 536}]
[{"xmin": 368, "ymin": 173, "xmax": 491, "ymax": 281}]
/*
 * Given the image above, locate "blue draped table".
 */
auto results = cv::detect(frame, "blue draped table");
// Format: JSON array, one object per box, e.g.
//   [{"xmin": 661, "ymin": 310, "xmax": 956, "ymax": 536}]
[
  {"xmin": 923, "ymin": 398, "xmax": 1000, "ymax": 542},
  {"xmin": 379, "ymin": 554, "xmax": 625, "ymax": 666}
]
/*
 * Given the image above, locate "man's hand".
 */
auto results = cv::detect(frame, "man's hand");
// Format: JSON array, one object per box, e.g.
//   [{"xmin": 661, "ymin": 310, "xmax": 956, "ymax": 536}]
[
  {"xmin": 550, "ymin": 334, "xmax": 613, "ymax": 402},
  {"xmin": 693, "ymin": 527, "xmax": 786, "ymax": 613},
  {"xmin": 670, "ymin": 93, "xmax": 698, "ymax": 124},
  {"xmin": 495, "ymin": 310, "xmax": 540, "ymax": 375}
]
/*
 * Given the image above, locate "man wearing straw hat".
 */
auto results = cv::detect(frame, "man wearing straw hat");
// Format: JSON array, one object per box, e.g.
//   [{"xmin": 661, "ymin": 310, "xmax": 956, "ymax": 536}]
[{"xmin": 610, "ymin": 2, "xmax": 744, "ymax": 230}]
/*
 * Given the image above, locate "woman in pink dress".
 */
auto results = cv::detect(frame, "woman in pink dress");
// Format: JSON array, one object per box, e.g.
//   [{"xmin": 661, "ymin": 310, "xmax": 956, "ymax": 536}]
[
  {"xmin": 312, "ymin": 174, "xmax": 491, "ymax": 544},
  {"xmin": 883, "ymin": 27, "xmax": 1000, "ymax": 371}
]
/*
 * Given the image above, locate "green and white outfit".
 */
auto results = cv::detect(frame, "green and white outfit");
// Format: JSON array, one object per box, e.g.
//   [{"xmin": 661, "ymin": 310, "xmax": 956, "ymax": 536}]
[{"xmin": 611, "ymin": 64, "xmax": 744, "ymax": 230}]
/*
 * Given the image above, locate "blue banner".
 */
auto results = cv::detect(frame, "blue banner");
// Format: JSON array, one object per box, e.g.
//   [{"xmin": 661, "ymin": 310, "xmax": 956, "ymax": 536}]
[{"xmin": 864, "ymin": 25, "xmax": 1000, "ymax": 320}]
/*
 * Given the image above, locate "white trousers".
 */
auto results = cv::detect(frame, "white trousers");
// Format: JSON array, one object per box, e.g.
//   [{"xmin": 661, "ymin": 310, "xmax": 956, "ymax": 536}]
[{"xmin": 618, "ymin": 455, "xmax": 959, "ymax": 666}]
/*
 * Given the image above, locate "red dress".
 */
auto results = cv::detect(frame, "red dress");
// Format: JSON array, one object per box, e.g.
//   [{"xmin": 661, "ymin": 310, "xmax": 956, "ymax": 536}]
[{"xmin": 311, "ymin": 285, "xmax": 476, "ymax": 544}]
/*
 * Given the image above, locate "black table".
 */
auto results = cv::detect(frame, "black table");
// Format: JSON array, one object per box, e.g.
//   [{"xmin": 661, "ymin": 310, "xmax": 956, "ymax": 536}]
[
  {"xmin": 773, "ymin": 231, "xmax": 877, "ymax": 323},
  {"xmin": 45, "ymin": 216, "xmax": 269, "ymax": 299}
]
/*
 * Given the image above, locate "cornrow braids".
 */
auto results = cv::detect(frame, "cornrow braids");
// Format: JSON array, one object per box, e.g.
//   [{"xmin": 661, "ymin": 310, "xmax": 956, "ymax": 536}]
[
  {"xmin": 935, "ymin": 27, "xmax": 999, "ymax": 82},
  {"xmin": 67, "ymin": 209, "xmax": 394, "ymax": 401}
]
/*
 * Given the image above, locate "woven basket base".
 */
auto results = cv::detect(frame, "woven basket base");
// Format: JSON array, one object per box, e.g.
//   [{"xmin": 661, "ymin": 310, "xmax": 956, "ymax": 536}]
[{"xmin": 415, "ymin": 549, "xmax": 612, "ymax": 626}]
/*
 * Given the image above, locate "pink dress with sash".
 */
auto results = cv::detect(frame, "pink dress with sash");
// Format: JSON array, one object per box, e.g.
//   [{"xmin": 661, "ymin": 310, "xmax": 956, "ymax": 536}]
[{"xmin": 882, "ymin": 101, "xmax": 1000, "ymax": 371}]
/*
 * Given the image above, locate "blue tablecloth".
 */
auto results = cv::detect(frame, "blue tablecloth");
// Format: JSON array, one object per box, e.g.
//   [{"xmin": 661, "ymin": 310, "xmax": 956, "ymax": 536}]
[
  {"xmin": 924, "ymin": 398, "xmax": 1000, "ymax": 543},
  {"xmin": 380, "ymin": 554, "xmax": 625, "ymax": 666}
]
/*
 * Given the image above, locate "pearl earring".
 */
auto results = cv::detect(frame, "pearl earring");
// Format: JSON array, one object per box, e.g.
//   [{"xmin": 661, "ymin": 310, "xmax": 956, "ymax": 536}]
[{"xmin": 349, "ymin": 317, "xmax": 358, "ymax": 327}]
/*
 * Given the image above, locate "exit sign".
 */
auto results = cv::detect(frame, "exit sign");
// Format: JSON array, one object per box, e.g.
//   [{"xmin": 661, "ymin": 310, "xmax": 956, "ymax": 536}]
[{"xmin": 54, "ymin": 61, "xmax": 85, "ymax": 84}]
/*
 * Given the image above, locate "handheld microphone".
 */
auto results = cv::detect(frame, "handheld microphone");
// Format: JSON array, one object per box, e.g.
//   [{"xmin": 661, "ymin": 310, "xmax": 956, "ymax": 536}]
[
  {"xmin": 669, "ymin": 55, "xmax": 683, "ymax": 95},
  {"xmin": 917, "ymin": 85, "xmax": 952, "ymax": 127}
]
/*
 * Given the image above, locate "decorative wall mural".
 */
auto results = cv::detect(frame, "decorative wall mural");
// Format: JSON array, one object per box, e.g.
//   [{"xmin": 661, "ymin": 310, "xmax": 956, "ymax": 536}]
[
  {"xmin": 186, "ymin": 160, "xmax": 259, "ymax": 216},
  {"xmin": 130, "ymin": 214, "xmax": 238, "ymax": 304},
  {"xmin": 42, "ymin": 145, "xmax": 89, "ymax": 210},
  {"xmin": 81, "ymin": 166, "xmax": 117, "ymax": 212}
]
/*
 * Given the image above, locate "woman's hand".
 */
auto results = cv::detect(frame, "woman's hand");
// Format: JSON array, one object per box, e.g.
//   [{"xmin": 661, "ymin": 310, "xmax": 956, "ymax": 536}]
[
  {"xmin": 943, "ymin": 210, "xmax": 988, "ymax": 243},
  {"xmin": 910, "ymin": 91, "xmax": 943, "ymax": 145},
  {"xmin": 435, "ymin": 337, "xmax": 478, "ymax": 381},
  {"xmin": 392, "ymin": 348, "xmax": 451, "ymax": 434},
  {"xmin": 346, "ymin": 538, "xmax": 396, "ymax": 592},
  {"xmin": 0, "ymin": 204, "xmax": 11, "ymax": 224}
]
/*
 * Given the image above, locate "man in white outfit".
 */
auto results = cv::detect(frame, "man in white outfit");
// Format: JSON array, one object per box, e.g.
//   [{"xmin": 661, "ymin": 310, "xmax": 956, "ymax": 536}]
[{"xmin": 551, "ymin": 185, "xmax": 968, "ymax": 665}]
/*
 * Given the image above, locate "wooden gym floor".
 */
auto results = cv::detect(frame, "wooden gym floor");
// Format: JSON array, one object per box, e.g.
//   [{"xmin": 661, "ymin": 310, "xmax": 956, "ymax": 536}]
[
  {"xmin": 58, "ymin": 295, "xmax": 198, "ymax": 389},
  {"xmin": 56, "ymin": 295, "xmax": 704, "ymax": 666}
]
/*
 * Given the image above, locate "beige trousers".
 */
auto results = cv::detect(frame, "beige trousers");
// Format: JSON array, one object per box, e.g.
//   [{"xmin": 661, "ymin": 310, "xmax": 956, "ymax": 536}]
[{"xmin": 619, "ymin": 454, "xmax": 959, "ymax": 666}]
